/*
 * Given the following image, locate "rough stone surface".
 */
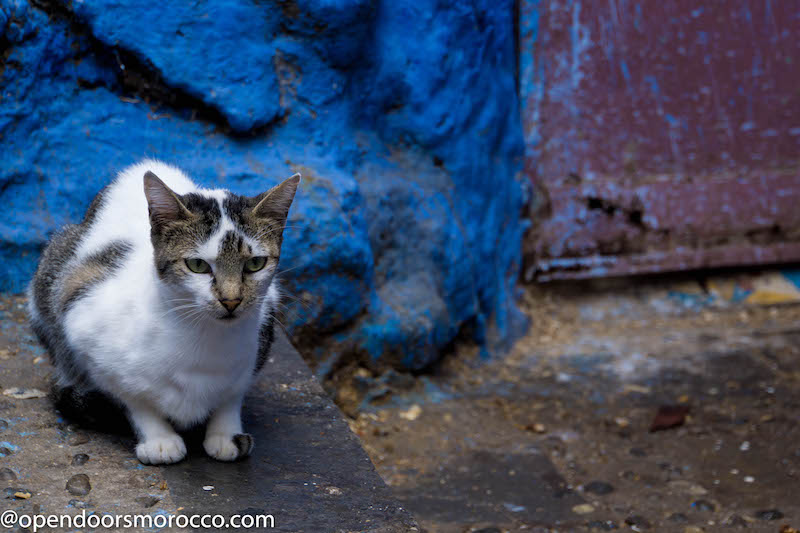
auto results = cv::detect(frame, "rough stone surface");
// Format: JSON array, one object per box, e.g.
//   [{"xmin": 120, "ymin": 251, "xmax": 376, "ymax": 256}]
[
  {"xmin": 0, "ymin": 295, "xmax": 417, "ymax": 531},
  {"xmin": 0, "ymin": 0, "xmax": 526, "ymax": 371}
]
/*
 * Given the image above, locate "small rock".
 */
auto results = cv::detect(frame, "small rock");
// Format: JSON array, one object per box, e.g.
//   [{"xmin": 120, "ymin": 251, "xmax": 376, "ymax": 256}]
[
  {"xmin": 325, "ymin": 486, "xmax": 342, "ymax": 496},
  {"xmin": 668, "ymin": 480, "xmax": 708, "ymax": 496},
  {"xmin": 0, "ymin": 442, "xmax": 19, "ymax": 457},
  {"xmin": 68, "ymin": 434, "xmax": 89, "ymax": 446},
  {"xmin": 399, "ymin": 405, "xmax": 422, "ymax": 421},
  {"xmin": 66, "ymin": 474, "xmax": 91, "ymax": 496},
  {"xmin": 71, "ymin": 454, "xmax": 89, "ymax": 466},
  {"xmin": 650, "ymin": 405, "xmax": 690, "ymax": 432},
  {"xmin": 586, "ymin": 520, "xmax": 617, "ymax": 531},
  {"xmin": 584, "ymin": 481, "xmax": 614, "ymax": 495},
  {"xmin": 723, "ymin": 514, "xmax": 749, "ymax": 527},
  {"xmin": 743, "ymin": 476, "xmax": 755, "ymax": 483},
  {"xmin": 625, "ymin": 515, "xmax": 652, "ymax": 530},
  {"xmin": 0, "ymin": 419, "xmax": 8, "ymax": 432},
  {"xmin": 0, "ymin": 468, "xmax": 17, "ymax": 482},
  {"xmin": 202, "ymin": 485, "xmax": 214, "ymax": 491},
  {"xmin": 629, "ymin": 447, "xmax": 647, "ymax": 457},
  {"xmin": 503, "ymin": 503, "xmax": 525, "ymax": 513},
  {"xmin": 68, "ymin": 499, "xmax": 91, "ymax": 509},
  {"xmin": 2, "ymin": 388, "xmax": 47, "ymax": 399},
  {"xmin": 572, "ymin": 504, "xmax": 595, "ymax": 515},
  {"xmin": 754, "ymin": 509, "xmax": 783, "ymax": 520},
  {"xmin": 472, "ymin": 528, "xmax": 501, "ymax": 533},
  {"xmin": 621, "ymin": 470, "xmax": 638, "ymax": 481},
  {"xmin": 684, "ymin": 527, "xmax": 705, "ymax": 533},
  {"xmin": 667, "ymin": 513, "xmax": 688, "ymax": 523},
  {"xmin": 691, "ymin": 499, "xmax": 716, "ymax": 512},
  {"xmin": 4, "ymin": 487, "xmax": 33, "ymax": 499},
  {"xmin": 134, "ymin": 495, "xmax": 161, "ymax": 508}
]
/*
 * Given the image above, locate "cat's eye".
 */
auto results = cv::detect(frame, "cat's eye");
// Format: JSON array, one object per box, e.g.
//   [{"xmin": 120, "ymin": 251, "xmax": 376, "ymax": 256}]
[
  {"xmin": 185, "ymin": 258, "xmax": 211, "ymax": 274},
  {"xmin": 244, "ymin": 256, "xmax": 268, "ymax": 273}
]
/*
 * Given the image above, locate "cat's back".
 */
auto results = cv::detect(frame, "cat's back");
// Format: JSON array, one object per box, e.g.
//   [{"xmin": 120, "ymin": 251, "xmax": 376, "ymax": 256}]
[{"xmin": 29, "ymin": 160, "xmax": 200, "ymax": 340}]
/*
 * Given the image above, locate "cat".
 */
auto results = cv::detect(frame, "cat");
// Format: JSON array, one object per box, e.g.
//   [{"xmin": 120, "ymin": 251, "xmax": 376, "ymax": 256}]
[{"xmin": 28, "ymin": 159, "xmax": 299, "ymax": 464}]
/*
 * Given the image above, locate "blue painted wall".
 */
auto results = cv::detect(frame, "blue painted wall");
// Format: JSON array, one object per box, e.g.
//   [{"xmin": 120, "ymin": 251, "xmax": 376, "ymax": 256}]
[{"xmin": 1, "ymin": 0, "xmax": 526, "ymax": 370}]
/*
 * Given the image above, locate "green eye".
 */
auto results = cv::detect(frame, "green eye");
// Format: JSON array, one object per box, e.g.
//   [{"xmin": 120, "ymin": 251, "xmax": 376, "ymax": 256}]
[
  {"xmin": 185, "ymin": 258, "xmax": 211, "ymax": 274},
  {"xmin": 244, "ymin": 256, "xmax": 268, "ymax": 273}
]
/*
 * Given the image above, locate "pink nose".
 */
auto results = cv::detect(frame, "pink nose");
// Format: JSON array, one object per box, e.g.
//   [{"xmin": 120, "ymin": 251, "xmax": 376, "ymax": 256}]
[{"xmin": 219, "ymin": 299, "xmax": 241, "ymax": 312}]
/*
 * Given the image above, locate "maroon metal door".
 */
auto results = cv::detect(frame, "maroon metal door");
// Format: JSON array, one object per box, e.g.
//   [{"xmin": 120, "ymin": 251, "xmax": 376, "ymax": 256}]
[{"xmin": 519, "ymin": 0, "xmax": 800, "ymax": 281}]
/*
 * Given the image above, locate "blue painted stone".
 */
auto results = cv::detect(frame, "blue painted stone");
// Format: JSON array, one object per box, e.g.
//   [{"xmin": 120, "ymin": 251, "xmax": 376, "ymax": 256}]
[{"xmin": 0, "ymin": 0, "xmax": 527, "ymax": 370}]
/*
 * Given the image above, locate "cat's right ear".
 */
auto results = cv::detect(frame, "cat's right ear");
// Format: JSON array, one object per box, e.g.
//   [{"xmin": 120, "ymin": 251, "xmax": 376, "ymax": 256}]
[{"xmin": 143, "ymin": 171, "xmax": 193, "ymax": 226}]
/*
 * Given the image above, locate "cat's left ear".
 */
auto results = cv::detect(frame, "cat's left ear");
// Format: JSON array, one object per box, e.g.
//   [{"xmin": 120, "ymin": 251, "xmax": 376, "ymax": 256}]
[{"xmin": 250, "ymin": 173, "xmax": 301, "ymax": 222}]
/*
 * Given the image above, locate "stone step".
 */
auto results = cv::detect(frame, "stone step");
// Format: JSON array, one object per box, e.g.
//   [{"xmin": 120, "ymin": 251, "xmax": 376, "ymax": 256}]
[{"xmin": 0, "ymin": 295, "xmax": 418, "ymax": 532}]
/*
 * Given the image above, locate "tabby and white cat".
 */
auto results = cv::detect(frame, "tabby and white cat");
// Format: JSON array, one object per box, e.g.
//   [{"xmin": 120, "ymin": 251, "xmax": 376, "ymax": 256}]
[{"xmin": 28, "ymin": 160, "xmax": 299, "ymax": 464}]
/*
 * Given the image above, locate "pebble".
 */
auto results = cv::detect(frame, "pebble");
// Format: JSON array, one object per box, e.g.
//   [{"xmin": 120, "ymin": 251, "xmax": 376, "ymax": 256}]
[
  {"xmin": 572, "ymin": 504, "xmax": 595, "ymax": 515},
  {"xmin": 71, "ymin": 454, "xmax": 89, "ymax": 466},
  {"xmin": 66, "ymin": 474, "xmax": 91, "ymax": 496},
  {"xmin": 743, "ymin": 476, "xmax": 755, "ymax": 483},
  {"xmin": 684, "ymin": 527, "xmax": 705, "ymax": 533},
  {"xmin": 202, "ymin": 485, "xmax": 214, "ymax": 491},
  {"xmin": 739, "ymin": 441, "xmax": 750, "ymax": 451},
  {"xmin": 472, "ymin": 528, "xmax": 501, "ymax": 533},
  {"xmin": 0, "ymin": 443, "xmax": 18, "ymax": 457},
  {"xmin": 135, "ymin": 495, "xmax": 161, "ymax": 508},
  {"xmin": 584, "ymin": 481, "xmax": 614, "ymax": 495},
  {"xmin": 68, "ymin": 499, "xmax": 91, "ymax": 509},
  {"xmin": 691, "ymin": 500, "xmax": 716, "ymax": 512},
  {"xmin": 4, "ymin": 487, "xmax": 33, "ymax": 499},
  {"xmin": 0, "ymin": 467, "xmax": 17, "ymax": 482},
  {"xmin": 755, "ymin": 509, "xmax": 783, "ymax": 520},
  {"xmin": 0, "ymin": 419, "xmax": 8, "ymax": 432},
  {"xmin": 723, "ymin": 515, "xmax": 749, "ymax": 527},
  {"xmin": 629, "ymin": 447, "xmax": 647, "ymax": 457},
  {"xmin": 2, "ymin": 387, "xmax": 47, "ymax": 399},
  {"xmin": 399, "ymin": 405, "xmax": 422, "ymax": 421},
  {"xmin": 667, "ymin": 513, "xmax": 689, "ymax": 523},
  {"xmin": 586, "ymin": 520, "xmax": 617, "ymax": 531},
  {"xmin": 68, "ymin": 434, "xmax": 89, "ymax": 446},
  {"xmin": 624, "ymin": 515, "xmax": 652, "ymax": 531}
]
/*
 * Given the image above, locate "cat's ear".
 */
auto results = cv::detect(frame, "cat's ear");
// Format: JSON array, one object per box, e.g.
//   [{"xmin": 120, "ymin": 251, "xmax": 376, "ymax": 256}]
[
  {"xmin": 143, "ymin": 171, "xmax": 193, "ymax": 226},
  {"xmin": 251, "ymin": 173, "xmax": 301, "ymax": 222}
]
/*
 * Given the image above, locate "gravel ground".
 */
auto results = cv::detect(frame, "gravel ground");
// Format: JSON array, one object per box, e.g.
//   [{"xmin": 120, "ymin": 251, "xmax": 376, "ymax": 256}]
[{"xmin": 347, "ymin": 274, "xmax": 800, "ymax": 533}]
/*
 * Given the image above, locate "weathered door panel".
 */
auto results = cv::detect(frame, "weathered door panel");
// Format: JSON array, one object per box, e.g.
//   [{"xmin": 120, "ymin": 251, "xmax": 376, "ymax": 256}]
[{"xmin": 519, "ymin": 0, "xmax": 800, "ymax": 281}]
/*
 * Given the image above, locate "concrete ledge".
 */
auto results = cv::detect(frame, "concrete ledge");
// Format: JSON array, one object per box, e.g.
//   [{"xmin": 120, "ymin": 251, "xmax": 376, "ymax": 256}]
[{"xmin": 0, "ymin": 295, "xmax": 418, "ymax": 532}]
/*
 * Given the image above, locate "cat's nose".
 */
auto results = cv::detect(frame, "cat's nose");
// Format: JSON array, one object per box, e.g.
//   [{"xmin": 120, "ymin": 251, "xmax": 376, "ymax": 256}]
[{"xmin": 219, "ymin": 298, "xmax": 241, "ymax": 313}]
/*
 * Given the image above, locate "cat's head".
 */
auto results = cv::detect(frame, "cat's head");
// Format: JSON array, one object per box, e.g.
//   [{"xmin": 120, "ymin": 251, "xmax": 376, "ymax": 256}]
[{"xmin": 143, "ymin": 171, "xmax": 299, "ymax": 322}]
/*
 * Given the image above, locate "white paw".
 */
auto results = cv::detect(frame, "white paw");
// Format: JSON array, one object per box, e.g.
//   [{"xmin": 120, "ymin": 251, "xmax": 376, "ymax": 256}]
[
  {"xmin": 204, "ymin": 433, "xmax": 253, "ymax": 461},
  {"xmin": 136, "ymin": 435, "xmax": 187, "ymax": 465}
]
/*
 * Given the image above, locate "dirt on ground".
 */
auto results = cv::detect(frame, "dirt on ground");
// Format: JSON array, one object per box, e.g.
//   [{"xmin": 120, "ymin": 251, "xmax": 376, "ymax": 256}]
[{"xmin": 346, "ymin": 274, "xmax": 800, "ymax": 533}]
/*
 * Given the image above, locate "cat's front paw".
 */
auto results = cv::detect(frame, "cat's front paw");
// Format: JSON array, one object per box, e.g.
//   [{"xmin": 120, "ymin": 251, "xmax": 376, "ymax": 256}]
[
  {"xmin": 136, "ymin": 435, "xmax": 187, "ymax": 465},
  {"xmin": 204, "ymin": 433, "xmax": 253, "ymax": 461}
]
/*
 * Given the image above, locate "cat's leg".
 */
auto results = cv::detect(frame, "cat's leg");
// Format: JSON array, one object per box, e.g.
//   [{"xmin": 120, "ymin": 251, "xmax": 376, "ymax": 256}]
[
  {"xmin": 126, "ymin": 399, "xmax": 187, "ymax": 465},
  {"xmin": 204, "ymin": 395, "xmax": 253, "ymax": 461}
]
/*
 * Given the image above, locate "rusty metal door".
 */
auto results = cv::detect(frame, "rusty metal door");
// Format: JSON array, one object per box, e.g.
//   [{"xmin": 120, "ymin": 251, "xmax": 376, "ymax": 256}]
[{"xmin": 519, "ymin": 0, "xmax": 800, "ymax": 281}]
